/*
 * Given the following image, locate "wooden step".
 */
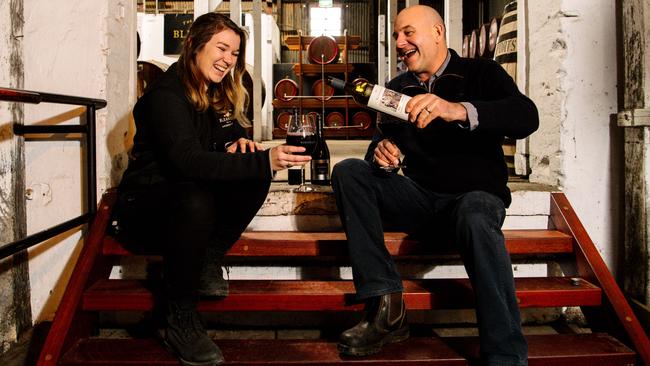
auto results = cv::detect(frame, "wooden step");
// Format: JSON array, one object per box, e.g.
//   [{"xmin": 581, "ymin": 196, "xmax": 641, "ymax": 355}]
[
  {"xmin": 58, "ymin": 334, "xmax": 635, "ymax": 365},
  {"xmin": 103, "ymin": 230, "xmax": 574, "ymax": 257},
  {"xmin": 448, "ymin": 333, "xmax": 636, "ymax": 365},
  {"xmin": 82, "ymin": 277, "xmax": 601, "ymax": 312}
]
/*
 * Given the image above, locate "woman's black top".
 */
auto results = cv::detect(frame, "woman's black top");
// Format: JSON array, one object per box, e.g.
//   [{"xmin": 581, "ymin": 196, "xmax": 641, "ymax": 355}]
[{"xmin": 120, "ymin": 63, "xmax": 272, "ymax": 189}]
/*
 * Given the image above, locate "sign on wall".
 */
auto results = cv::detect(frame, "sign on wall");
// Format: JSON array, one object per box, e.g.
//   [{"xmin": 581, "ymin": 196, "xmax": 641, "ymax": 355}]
[{"xmin": 164, "ymin": 14, "xmax": 193, "ymax": 55}]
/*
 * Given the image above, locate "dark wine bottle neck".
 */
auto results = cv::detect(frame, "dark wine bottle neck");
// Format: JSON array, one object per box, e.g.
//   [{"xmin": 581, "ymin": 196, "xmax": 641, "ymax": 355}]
[{"xmin": 317, "ymin": 115, "xmax": 324, "ymax": 138}]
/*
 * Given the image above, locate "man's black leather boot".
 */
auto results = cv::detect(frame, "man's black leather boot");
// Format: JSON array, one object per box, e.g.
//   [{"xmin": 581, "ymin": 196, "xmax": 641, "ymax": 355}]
[
  {"xmin": 160, "ymin": 302, "xmax": 224, "ymax": 366},
  {"xmin": 338, "ymin": 292, "xmax": 409, "ymax": 356},
  {"xmin": 197, "ymin": 247, "xmax": 229, "ymax": 297}
]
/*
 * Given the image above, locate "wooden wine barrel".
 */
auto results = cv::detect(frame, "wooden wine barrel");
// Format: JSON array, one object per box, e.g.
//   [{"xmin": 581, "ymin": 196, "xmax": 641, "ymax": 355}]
[
  {"xmin": 503, "ymin": 137, "xmax": 517, "ymax": 177},
  {"xmin": 276, "ymin": 111, "xmax": 291, "ymax": 130},
  {"xmin": 494, "ymin": 1, "xmax": 517, "ymax": 81},
  {"xmin": 307, "ymin": 111, "xmax": 321, "ymax": 126},
  {"xmin": 308, "ymin": 35, "xmax": 339, "ymax": 64},
  {"xmin": 488, "ymin": 17, "xmax": 500, "ymax": 54},
  {"xmin": 352, "ymin": 111, "xmax": 372, "ymax": 130},
  {"xmin": 274, "ymin": 78, "xmax": 298, "ymax": 101},
  {"xmin": 311, "ymin": 79, "xmax": 334, "ymax": 100},
  {"xmin": 325, "ymin": 111, "xmax": 345, "ymax": 128},
  {"xmin": 137, "ymin": 60, "xmax": 168, "ymax": 98},
  {"xmin": 468, "ymin": 29, "xmax": 478, "ymax": 58},
  {"xmin": 478, "ymin": 23, "xmax": 492, "ymax": 58},
  {"xmin": 462, "ymin": 35, "xmax": 470, "ymax": 58}
]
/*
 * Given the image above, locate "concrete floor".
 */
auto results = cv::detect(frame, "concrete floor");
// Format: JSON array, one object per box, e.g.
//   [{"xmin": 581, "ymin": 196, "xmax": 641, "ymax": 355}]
[{"xmin": 0, "ymin": 323, "xmax": 50, "ymax": 366}]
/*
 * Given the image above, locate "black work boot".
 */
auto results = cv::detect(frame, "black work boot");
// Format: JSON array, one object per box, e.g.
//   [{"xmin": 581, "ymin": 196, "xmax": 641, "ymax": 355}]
[
  {"xmin": 160, "ymin": 302, "xmax": 224, "ymax": 366},
  {"xmin": 338, "ymin": 292, "xmax": 409, "ymax": 356},
  {"xmin": 197, "ymin": 247, "xmax": 229, "ymax": 297}
]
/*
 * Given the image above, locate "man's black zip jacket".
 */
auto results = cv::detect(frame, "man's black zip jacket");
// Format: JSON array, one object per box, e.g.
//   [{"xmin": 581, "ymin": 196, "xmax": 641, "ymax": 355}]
[{"xmin": 365, "ymin": 49, "xmax": 539, "ymax": 207}]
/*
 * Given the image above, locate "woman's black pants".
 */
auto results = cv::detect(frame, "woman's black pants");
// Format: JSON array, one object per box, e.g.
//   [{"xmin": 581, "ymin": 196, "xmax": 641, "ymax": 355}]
[{"xmin": 114, "ymin": 179, "xmax": 270, "ymax": 308}]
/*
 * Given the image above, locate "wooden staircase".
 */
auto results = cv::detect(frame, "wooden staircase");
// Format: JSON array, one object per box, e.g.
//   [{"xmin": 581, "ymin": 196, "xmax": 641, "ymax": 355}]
[{"xmin": 36, "ymin": 188, "xmax": 650, "ymax": 365}]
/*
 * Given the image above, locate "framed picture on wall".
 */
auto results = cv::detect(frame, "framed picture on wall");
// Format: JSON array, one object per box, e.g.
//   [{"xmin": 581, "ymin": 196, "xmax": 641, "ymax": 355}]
[{"xmin": 164, "ymin": 13, "xmax": 193, "ymax": 55}]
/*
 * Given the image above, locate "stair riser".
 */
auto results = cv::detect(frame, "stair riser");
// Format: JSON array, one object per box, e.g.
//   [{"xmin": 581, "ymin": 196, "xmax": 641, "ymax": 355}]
[
  {"xmin": 252, "ymin": 187, "xmax": 551, "ymax": 232},
  {"xmin": 248, "ymin": 214, "xmax": 550, "ymax": 231}
]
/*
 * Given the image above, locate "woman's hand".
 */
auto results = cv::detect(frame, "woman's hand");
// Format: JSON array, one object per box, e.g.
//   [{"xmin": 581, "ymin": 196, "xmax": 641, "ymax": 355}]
[
  {"xmin": 226, "ymin": 138, "xmax": 265, "ymax": 153},
  {"xmin": 374, "ymin": 139, "xmax": 401, "ymax": 168},
  {"xmin": 269, "ymin": 144, "xmax": 312, "ymax": 171}
]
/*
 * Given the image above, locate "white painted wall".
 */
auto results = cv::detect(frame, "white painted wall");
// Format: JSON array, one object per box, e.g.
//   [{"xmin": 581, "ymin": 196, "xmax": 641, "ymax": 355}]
[
  {"xmin": 137, "ymin": 13, "xmax": 179, "ymax": 66},
  {"xmin": 527, "ymin": 0, "xmax": 621, "ymax": 274},
  {"xmin": 8, "ymin": 0, "xmax": 136, "ymax": 322},
  {"xmin": 559, "ymin": 0, "xmax": 621, "ymax": 274}
]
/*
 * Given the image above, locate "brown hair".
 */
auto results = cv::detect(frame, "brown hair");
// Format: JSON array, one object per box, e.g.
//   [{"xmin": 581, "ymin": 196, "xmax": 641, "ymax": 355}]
[{"xmin": 177, "ymin": 13, "xmax": 250, "ymax": 127}]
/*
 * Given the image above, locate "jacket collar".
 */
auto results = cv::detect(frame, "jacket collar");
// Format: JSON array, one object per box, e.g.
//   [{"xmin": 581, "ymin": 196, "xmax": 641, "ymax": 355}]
[{"xmin": 395, "ymin": 49, "xmax": 462, "ymax": 95}]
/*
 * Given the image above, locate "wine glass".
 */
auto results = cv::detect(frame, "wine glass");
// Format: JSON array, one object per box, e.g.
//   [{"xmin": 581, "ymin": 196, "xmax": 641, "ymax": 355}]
[
  {"xmin": 286, "ymin": 113, "xmax": 317, "ymax": 192},
  {"xmin": 376, "ymin": 119, "xmax": 407, "ymax": 173}
]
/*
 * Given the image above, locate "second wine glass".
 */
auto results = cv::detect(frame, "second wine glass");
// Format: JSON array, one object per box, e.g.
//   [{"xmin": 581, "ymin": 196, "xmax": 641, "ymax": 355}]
[{"xmin": 376, "ymin": 120, "xmax": 407, "ymax": 172}]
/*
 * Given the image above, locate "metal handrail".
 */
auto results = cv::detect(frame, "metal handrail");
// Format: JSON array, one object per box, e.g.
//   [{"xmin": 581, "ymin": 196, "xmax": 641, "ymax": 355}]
[{"xmin": 0, "ymin": 87, "xmax": 107, "ymax": 260}]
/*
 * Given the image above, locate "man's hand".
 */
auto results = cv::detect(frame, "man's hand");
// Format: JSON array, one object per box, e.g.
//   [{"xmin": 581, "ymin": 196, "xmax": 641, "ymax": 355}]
[
  {"xmin": 374, "ymin": 139, "xmax": 401, "ymax": 168},
  {"xmin": 405, "ymin": 93, "xmax": 468, "ymax": 128}
]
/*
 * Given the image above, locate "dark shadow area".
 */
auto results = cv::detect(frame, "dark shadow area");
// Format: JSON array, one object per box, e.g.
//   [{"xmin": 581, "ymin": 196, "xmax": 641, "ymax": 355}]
[{"xmin": 0, "ymin": 321, "xmax": 51, "ymax": 366}]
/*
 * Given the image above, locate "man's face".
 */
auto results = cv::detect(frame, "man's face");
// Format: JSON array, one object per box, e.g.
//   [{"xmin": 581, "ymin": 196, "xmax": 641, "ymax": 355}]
[{"xmin": 393, "ymin": 8, "xmax": 444, "ymax": 79}]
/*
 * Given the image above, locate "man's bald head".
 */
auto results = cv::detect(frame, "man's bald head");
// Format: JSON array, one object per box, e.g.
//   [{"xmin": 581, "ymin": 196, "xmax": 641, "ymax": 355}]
[
  {"xmin": 397, "ymin": 5, "xmax": 444, "ymax": 28},
  {"xmin": 393, "ymin": 5, "xmax": 448, "ymax": 81}
]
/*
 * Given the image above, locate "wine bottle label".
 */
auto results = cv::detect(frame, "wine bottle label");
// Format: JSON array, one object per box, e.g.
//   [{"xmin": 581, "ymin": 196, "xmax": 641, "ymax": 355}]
[
  {"xmin": 367, "ymin": 85, "xmax": 411, "ymax": 121},
  {"xmin": 312, "ymin": 159, "xmax": 330, "ymax": 181}
]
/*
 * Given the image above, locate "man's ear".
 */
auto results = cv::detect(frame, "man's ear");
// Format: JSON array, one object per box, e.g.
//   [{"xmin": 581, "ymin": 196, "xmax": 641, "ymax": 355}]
[{"xmin": 434, "ymin": 23, "xmax": 445, "ymax": 39}]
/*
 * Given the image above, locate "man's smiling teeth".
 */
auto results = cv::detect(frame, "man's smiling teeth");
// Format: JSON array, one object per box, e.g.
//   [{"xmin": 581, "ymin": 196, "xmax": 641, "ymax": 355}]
[{"xmin": 403, "ymin": 49, "xmax": 417, "ymax": 57}]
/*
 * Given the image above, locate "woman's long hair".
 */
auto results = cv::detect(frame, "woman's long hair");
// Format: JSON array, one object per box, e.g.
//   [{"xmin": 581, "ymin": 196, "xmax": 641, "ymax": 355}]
[{"xmin": 178, "ymin": 13, "xmax": 250, "ymax": 127}]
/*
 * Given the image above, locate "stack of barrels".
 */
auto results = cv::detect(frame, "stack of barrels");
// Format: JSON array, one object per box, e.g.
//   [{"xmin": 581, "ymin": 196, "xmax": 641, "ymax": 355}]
[
  {"xmin": 274, "ymin": 35, "xmax": 372, "ymax": 131},
  {"xmin": 462, "ymin": 0, "xmax": 517, "ymax": 82},
  {"xmin": 462, "ymin": 16, "xmax": 500, "ymax": 60}
]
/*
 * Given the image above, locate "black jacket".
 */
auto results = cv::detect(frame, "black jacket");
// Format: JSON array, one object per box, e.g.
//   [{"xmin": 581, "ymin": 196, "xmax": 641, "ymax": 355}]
[
  {"xmin": 366, "ymin": 49, "xmax": 539, "ymax": 206},
  {"xmin": 120, "ymin": 63, "xmax": 272, "ymax": 189}
]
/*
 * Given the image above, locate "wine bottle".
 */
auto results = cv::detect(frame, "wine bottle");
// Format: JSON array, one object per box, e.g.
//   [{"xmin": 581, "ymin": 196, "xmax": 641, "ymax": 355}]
[
  {"xmin": 328, "ymin": 77, "xmax": 410, "ymax": 121},
  {"xmin": 287, "ymin": 109, "xmax": 304, "ymax": 185},
  {"xmin": 310, "ymin": 113, "xmax": 330, "ymax": 185}
]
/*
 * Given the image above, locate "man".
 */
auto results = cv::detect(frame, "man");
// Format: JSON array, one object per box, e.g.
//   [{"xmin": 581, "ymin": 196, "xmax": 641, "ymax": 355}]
[{"xmin": 331, "ymin": 5, "xmax": 538, "ymax": 366}]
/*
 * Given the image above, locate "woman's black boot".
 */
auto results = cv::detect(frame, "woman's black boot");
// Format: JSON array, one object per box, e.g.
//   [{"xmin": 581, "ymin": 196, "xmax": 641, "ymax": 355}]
[
  {"xmin": 338, "ymin": 292, "xmax": 409, "ymax": 356},
  {"xmin": 160, "ymin": 301, "xmax": 224, "ymax": 366},
  {"xmin": 197, "ymin": 247, "xmax": 229, "ymax": 297}
]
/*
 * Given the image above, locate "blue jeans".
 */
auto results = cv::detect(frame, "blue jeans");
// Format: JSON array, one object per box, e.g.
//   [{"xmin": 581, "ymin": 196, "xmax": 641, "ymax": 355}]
[{"xmin": 332, "ymin": 158, "xmax": 527, "ymax": 366}]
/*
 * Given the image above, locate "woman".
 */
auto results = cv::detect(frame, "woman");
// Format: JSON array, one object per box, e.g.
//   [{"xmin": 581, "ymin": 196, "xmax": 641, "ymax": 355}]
[{"xmin": 113, "ymin": 13, "xmax": 310, "ymax": 366}]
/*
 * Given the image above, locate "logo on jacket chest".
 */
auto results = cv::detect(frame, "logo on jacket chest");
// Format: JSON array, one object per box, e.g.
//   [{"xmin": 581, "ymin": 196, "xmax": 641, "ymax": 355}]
[{"xmin": 217, "ymin": 110, "xmax": 235, "ymax": 128}]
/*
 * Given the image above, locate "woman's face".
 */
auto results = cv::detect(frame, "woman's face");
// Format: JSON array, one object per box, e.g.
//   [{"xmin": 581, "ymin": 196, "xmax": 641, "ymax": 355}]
[{"xmin": 194, "ymin": 28, "xmax": 241, "ymax": 85}]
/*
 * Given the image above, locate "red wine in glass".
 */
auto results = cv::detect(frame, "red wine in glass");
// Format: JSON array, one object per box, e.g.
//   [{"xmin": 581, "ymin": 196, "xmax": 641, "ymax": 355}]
[
  {"xmin": 286, "ymin": 113, "xmax": 317, "ymax": 187},
  {"xmin": 286, "ymin": 133, "xmax": 317, "ymax": 156}
]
